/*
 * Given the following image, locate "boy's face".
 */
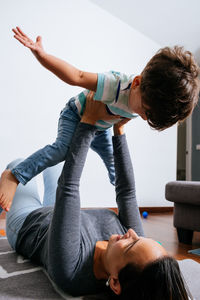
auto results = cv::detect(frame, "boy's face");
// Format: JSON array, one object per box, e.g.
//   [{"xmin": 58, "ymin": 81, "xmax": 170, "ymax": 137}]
[{"xmin": 129, "ymin": 76, "xmax": 148, "ymax": 121}]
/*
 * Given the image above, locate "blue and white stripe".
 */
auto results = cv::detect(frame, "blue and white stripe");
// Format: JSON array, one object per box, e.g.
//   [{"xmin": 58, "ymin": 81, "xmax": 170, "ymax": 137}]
[{"xmin": 74, "ymin": 71, "xmax": 138, "ymax": 130}]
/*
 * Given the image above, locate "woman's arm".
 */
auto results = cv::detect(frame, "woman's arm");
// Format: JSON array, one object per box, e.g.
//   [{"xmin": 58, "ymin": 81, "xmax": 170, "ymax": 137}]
[
  {"xmin": 12, "ymin": 27, "xmax": 97, "ymax": 91},
  {"xmin": 48, "ymin": 122, "xmax": 97, "ymax": 288},
  {"xmin": 47, "ymin": 93, "xmax": 120, "ymax": 288},
  {"xmin": 113, "ymin": 121, "xmax": 144, "ymax": 236}
]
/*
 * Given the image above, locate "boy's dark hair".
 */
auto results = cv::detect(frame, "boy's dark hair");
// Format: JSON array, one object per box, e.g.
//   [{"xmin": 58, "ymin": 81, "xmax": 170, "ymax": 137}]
[
  {"xmin": 118, "ymin": 256, "xmax": 191, "ymax": 300},
  {"xmin": 140, "ymin": 46, "xmax": 200, "ymax": 130}
]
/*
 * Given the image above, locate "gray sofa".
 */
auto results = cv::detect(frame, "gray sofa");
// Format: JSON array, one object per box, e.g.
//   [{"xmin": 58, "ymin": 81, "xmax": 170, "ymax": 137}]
[{"xmin": 165, "ymin": 181, "xmax": 200, "ymax": 244}]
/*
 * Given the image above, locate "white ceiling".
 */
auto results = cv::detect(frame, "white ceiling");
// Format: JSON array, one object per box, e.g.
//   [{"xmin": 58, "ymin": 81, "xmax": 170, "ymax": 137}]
[{"xmin": 91, "ymin": 0, "xmax": 200, "ymax": 63}]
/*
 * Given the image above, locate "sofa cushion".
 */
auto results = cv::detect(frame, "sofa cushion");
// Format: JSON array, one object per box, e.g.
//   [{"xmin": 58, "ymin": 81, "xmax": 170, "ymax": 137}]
[{"xmin": 165, "ymin": 181, "xmax": 200, "ymax": 205}]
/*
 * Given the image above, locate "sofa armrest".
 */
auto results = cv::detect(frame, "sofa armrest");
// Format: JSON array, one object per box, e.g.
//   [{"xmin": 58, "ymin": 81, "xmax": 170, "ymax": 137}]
[{"xmin": 165, "ymin": 181, "xmax": 200, "ymax": 205}]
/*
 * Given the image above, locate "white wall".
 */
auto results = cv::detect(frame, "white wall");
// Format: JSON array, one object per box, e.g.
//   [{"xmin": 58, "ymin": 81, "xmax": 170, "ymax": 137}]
[
  {"xmin": 91, "ymin": 0, "xmax": 200, "ymax": 56},
  {"xmin": 0, "ymin": 0, "xmax": 176, "ymax": 207}
]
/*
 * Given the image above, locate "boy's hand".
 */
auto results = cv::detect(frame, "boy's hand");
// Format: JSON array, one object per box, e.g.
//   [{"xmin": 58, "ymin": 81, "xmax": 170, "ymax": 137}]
[
  {"xmin": 81, "ymin": 91, "xmax": 120, "ymax": 125},
  {"xmin": 12, "ymin": 27, "xmax": 45, "ymax": 59}
]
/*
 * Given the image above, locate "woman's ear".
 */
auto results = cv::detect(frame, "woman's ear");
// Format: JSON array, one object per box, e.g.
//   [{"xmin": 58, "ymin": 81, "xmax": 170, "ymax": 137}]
[{"xmin": 109, "ymin": 276, "xmax": 121, "ymax": 295}]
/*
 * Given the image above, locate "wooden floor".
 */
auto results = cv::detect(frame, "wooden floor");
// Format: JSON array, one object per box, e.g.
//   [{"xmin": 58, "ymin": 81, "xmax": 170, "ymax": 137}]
[
  {"xmin": 0, "ymin": 211, "xmax": 200, "ymax": 263},
  {"xmin": 141, "ymin": 212, "xmax": 200, "ymax": 263}
]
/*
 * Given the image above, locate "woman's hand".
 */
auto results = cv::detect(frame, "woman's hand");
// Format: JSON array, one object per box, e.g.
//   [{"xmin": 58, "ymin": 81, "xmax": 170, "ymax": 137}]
[
  {"xmin": 113, "ymin": 118, "xmax": 131, "ymax": 136},
  {"xmin": 81, "ymin": 91, "xmax": 120, "ymax": 125},
  {"xmin": 12, "ymin": 27, "xmax": 45, "ymax": 59}
]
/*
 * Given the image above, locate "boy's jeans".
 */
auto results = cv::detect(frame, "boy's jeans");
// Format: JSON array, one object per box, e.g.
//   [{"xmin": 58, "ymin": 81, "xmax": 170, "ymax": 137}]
[
  {"xmin": 6, "ymin": 159, "xmax": 63, "ymax": 249},
  {"xmin": 11, "ymin": 98, "xmax": 115, "ymax": 187}
]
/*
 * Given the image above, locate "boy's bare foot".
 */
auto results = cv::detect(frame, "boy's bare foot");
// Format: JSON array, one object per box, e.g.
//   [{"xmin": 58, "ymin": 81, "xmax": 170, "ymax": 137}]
[{"xmin": 0, "ymin": 170, "xmax": 19, "ymax": 212}]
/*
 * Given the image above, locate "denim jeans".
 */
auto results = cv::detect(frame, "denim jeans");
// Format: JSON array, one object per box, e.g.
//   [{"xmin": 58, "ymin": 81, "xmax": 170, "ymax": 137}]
[
  {"xmin": 11, "ymin": 98, "xmax": 115, "ymax": 187},
  {"xmin": 6, "ymin": 158, "xmax": 63, "ymax": 249}
]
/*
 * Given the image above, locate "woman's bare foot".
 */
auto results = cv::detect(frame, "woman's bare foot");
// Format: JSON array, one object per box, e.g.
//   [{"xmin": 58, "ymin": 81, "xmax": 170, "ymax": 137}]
[{"xmin": 0, "ymin": 170, "xmax": 19, "ymax": 212}]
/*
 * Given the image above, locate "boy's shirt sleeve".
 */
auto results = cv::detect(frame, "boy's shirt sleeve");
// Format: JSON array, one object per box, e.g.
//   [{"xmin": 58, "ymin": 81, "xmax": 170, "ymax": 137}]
[{"xmin": 94, "ymin": 71, "xmax": 123, "ymax": 104}]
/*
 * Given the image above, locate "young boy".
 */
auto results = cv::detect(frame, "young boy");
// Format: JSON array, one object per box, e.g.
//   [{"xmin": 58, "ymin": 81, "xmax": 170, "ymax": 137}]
[{"xmin": 0, "ymin": 26, "xmax": 199, "ymax": 212}]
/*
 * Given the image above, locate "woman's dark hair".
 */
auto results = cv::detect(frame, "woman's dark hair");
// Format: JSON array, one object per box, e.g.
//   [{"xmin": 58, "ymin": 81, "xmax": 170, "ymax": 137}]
[
  {"xmin": 140, "ymin": 46, "xmax": 200, "ymax": 131},
  {"xmin": 118, "ymin": 256, "xmax": 192, "ymax": 300}
]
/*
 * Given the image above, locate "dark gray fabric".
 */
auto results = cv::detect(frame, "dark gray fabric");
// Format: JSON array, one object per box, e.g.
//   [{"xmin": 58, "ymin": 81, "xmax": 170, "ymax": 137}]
[
  {"xmin": 165, "ymin": 181, "xmax": 200, "ymax": 205},
  {"xmin": 15, "ymin": 123, "xmax": 144, "ymax": 296},
  {"xmin": 174, "ymin": 203, "xmax": 200, "ymax": 231},
  {"xmin": 165, "ymin": 181, "xmax": 200, "ymax": 234}
]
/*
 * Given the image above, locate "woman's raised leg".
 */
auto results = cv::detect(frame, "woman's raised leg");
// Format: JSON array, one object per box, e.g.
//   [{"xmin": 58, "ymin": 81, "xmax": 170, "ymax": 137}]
[
  {"xmin": 6, "ymin": 159, "xmax": 42, "ymax": 250},
  {"xmin": 42, "ymin": 162, "xmax": 63, "ymax": 207}
]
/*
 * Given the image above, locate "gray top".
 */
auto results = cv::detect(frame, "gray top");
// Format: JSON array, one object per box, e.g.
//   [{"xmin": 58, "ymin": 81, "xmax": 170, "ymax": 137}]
[{"xmin": 16, "ymin": 123, "xmax": 144, "ymax": 296}]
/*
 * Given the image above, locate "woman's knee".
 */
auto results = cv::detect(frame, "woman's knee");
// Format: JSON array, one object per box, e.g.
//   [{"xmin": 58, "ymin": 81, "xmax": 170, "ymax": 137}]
[{"xmin": 6, "ymin": 213, "xmax": 27, "ymax": 250}]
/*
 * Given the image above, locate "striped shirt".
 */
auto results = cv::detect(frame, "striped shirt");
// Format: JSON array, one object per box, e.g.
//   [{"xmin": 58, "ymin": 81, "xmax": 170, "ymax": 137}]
[{"xmin": 74, "ymin": 71, "xmax": 138, "ymax": 130}]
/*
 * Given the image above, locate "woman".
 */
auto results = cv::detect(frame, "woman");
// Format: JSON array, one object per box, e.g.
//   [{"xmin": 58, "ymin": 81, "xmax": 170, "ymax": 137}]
[{"xmin": 5, "ymin": 93, "xmax": 191, "ymax": 299}]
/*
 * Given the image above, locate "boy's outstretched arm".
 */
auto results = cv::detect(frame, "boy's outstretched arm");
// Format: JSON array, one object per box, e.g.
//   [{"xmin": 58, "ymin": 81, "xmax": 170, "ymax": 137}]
[{"xmin": 12, "ymin": 27, "xmax": 97, "ymax": 91}]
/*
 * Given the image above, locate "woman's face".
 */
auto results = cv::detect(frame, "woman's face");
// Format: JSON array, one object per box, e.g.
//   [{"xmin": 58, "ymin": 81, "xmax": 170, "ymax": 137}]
[{"xmin": 105, "ymin": 229, "xmax": 167, "ymax": 274}]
